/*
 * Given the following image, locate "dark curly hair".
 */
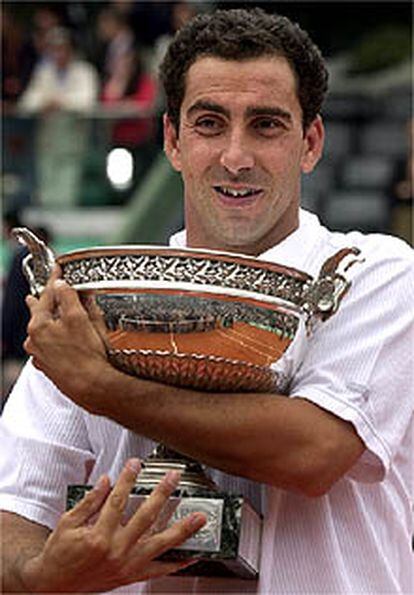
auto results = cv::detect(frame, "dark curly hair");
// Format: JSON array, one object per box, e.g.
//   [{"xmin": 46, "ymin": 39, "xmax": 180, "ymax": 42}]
[{"xmin": 160, "ymin": 7, "xmax": 328, "ymax": 133}]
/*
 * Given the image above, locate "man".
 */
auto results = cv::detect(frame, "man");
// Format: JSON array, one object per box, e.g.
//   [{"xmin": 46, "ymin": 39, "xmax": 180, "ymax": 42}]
[
  {"xmin": 1, "ymin": 8, "xmax": 413, "ymax": 593},
  {"xmin": 18, "ymin": 27, "xmax": 98, "ymax": 207}
]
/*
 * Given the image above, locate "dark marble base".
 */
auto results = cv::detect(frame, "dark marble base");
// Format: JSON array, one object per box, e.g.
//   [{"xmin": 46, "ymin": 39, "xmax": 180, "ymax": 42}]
[{"xmin": 67, "ymin": 485, "xmax": 261, "ymax": 579}]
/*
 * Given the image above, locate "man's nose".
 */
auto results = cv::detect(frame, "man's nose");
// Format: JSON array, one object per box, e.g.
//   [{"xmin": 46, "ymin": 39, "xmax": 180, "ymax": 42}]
[{"xmin": 219, "ymin": 130, "xmax": 255, "ymax": 175}]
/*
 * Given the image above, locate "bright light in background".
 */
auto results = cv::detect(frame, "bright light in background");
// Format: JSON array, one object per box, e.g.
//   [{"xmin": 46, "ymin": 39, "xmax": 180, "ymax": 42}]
[{"xmin": 106, "ymin": 148, "xmax": 133, "ymax": 189}]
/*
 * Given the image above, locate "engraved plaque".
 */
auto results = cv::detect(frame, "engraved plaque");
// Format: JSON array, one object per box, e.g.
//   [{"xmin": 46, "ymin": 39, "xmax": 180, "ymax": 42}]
[{"xmin": 67, "ymin": 486, "xmax": 262, "ymax": 579}]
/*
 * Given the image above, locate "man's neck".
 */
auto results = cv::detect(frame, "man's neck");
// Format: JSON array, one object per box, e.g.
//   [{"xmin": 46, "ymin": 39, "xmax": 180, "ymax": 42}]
[{"xmin": 186, "ymin": 214, "xmax": 300, "ymax": 257}]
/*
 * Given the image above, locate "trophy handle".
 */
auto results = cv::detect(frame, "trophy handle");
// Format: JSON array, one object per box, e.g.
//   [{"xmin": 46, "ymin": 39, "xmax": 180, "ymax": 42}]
[
  {"xmin": 302, "ymin": 247, "xmax": 363, "ymax": 326},
  {"xmin": 11, "ymin": 227, "xmax": 56, "ymax": 297}
]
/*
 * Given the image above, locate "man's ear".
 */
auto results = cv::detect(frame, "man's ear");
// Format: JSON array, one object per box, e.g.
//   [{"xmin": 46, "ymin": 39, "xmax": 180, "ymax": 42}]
[
  {"xmin": 300, "ymin": 115, "xmax": 325, "ymax": 174},
  {"xmin": 163, "ymin": 114, "xmax": 182, "ymax": 172}
]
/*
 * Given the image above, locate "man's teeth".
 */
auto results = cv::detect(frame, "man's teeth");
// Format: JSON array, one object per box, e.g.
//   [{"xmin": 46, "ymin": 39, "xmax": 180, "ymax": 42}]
[{"xmin": 216, "ymin": 186, "xmax": 259, "ymax": 198}]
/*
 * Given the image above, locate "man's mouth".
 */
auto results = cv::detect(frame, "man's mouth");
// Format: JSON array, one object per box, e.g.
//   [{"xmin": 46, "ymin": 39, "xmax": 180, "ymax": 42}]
[{"xmin": 213, "ymin": 185, "xmax": 263, "ymax": 201}]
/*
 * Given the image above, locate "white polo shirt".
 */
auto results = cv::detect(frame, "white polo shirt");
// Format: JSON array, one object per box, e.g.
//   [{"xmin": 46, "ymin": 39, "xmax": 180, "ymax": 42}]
[{"xmin": 1, "ymin": 210, "xmax": 413, "ymax": 593}]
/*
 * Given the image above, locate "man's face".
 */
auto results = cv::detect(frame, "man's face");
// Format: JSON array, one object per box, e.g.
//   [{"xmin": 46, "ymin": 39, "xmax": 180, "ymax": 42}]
[
  {"xmin": 48, "ymin": 42, "xmax": 72, "ymax": 70},
  {"xmin": 164, "ymin": 56, "xmax": 324, "ymax": 255}
]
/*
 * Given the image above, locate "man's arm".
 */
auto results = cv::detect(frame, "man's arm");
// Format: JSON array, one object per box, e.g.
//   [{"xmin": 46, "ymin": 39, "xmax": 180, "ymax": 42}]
[
  {"xmin": 90, "ymin": 369, "xmax": 363, "ymax": 497},
  {"xmin": 1, "ymin": 512, "xmax": 50, "ymax": 592},
  {"xmin": 25, "ymin": 275, "xmax": 365, "ymax": 498}
]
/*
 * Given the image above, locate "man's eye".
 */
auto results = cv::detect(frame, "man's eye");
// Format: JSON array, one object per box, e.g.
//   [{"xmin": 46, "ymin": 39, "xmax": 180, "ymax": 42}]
[
  {"xmin": 253, "ymin": 118, "xmax": 284, "ymax": 136},
  {"xmin": 194, "ymin": 117, "xmax": 223, "ymax": 135}
]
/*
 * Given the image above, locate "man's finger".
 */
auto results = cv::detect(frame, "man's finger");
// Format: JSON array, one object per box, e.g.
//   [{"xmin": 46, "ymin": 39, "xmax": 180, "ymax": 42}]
[
  {"xmin": 136, "ymin": 512, "xmax": 207, "ymax": 561},
  {"xmin": 25, "ymin": 295, "xmax": 41, "ymax": 320},
  {"xmin": 53, "ymin": 279, "xmax": 88, "ymax": 323},
  {"xmin": 26, "ymin": 293, "xmax": 56, "ymax": 341},
  {"xmin": 53, "ymin": 279, "xmax": 80, "ymax": 306},
  {"xmin": 35, "ymin": 265, "xmax": 62, "ymax": 310},
  {"xmin": 83, "ymin": 296, "xmax": 110, "ymax": 346},
  {"xmin": 48, "ymin": 264, "xmax": 62, "ymax": 284},
  {"xmin": 25, "ymin": 294, "xmax": 38, "ymax": 310},
  {"xmin": 94, "ymin": 459, "xmax": 141, "ymax": 536},
  {"xmin": 121, "ymin": 470, "xmax": 181, "ymax": 550},
  {"xmin": 62, "ymin": 475, "xmax": 111, "ymax": 528},
  {"xmin": 25, "ymin": 294, "xmax": 54, "ymax": 321},
  {"xmin": 25, "ymin": 307, "xmax": 54, "ymax": 330}
]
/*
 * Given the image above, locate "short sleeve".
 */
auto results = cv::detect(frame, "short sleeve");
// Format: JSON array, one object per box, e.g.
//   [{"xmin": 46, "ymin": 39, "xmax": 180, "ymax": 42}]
[
  {"xmin": 289, "ymin": 238, "xmax": 414, "ymax": 482},
  {"xmin": 0, "ymin": 361, "xmax": 95, "ymax": 529}
]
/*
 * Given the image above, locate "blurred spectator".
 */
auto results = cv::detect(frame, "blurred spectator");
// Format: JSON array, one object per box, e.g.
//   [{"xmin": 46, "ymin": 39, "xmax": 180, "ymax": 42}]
[
  {"xmin": 1, "ymin": 213, "xmax": 52, "ymax": 406},
  {"xmin": 96, "ymin": 8, "xmax": 135, "ymax": 84},
  {"xmin": 152, "ymin": 1, "xmax": 197, "ymax": 75},
  {"xmin": 101, "ymin": 49, "xmax": 157, "ymax": 148},
  {"xmin": 389, "ymin": 119, "xmax": 413, "ymax": 245},
  {"xmin": 96, "ymin": 9, "xmax": 159, "ymax": 199},
  {"xmin": 18, "ymin": 27, "xmax": 98, "ymax": 208},
  {"xmin": 108, "ymin": 0, "xmax": 138, "ymax": 21},
  {"xmin": 19, "ymin": 26, "xmax": 98, "ymax": 115},
  {"xmin": 1, "ymin": 7, "xmax": 37, "ymax": 112},
  {"xmin": 101, "ymin": 47, "xmax": 158, "ymax": 199},
  {"xmin": 149, "ymin": 1, "xmax": 198, "ymax": 151},
  {"xmin": 31, "ymin": 4, "xmax": 64, "ymax": 64}
]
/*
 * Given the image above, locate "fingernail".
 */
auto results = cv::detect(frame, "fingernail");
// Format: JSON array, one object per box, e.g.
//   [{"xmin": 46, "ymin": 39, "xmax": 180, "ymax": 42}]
[
  {"xmin": 165, "ymin": 470, "xmax": 181, "ymax": 490},
  {"xmin": 126, "ymin": 458, "xmax": 141, "ymax": 474},
  {"xmin": 188, "ymin": 512, "xmax": 206, "ymax": 528},
  {"xmin": 94, "ymin": 474, "xmax": 107, "ymax": 491},
  {"xmin": 53, "ymin": 279, "xmax": 67, "ymax": 289}
]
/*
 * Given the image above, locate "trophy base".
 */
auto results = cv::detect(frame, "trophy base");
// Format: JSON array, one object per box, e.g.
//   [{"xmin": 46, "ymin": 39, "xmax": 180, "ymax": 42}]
[{"xmin": 67, "ymin": 486, "xmax": 261, "ymax": 579}]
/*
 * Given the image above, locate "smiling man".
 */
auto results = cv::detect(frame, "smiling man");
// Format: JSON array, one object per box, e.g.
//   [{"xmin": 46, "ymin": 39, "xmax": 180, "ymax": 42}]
[
  {"xmin": 164, "ymin": 55, "xmax": 323, "ymax": 254},
  {"xmin": 1, "ymin": 8, "xmax": 413, "ymax": 595}
]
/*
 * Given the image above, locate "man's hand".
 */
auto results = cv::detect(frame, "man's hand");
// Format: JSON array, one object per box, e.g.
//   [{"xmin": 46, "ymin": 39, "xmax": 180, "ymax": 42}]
[
  {"xmin": 24, "ymin": 267, "xmax": 113, "ymax": 408},
  {"xmin": 21, "ymin": 459, "xmax": 206, "ymax": 593}
]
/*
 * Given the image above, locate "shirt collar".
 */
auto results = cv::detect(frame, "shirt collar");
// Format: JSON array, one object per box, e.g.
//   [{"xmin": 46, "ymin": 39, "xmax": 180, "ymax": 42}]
[{"xmin": 169, "ymin": 208, "xmax": 324, "ymax": 272}]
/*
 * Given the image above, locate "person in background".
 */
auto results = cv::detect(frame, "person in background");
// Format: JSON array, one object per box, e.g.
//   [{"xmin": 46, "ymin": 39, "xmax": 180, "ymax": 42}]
[
  {"xmin": 152, "ymin": 1, "xmax": 198, "ymax": 75},
  {"xmin": 30, "ymin": 4, "xmax": 64, "ymax": 66},
  {"xmin": 101, "ymin": 47, "xmax": 158, "ymax": 195},
  {"xmin": 151, "ymin": 1, "xmax": 199, "ymax": 148},
  {"xmin": 1, "ymin": 8, "xmax": 37, "ymax": 113},
  {"xmin": 96, "ymin": 7, "xmax": 135, "ymax": 86},
  {"xmin": 19, "ymin": 26, "xmax": 98, "ymax": 114},
  {"xmin": 18, "ymin": 27, "xmax": 98, "ymax": 208}
]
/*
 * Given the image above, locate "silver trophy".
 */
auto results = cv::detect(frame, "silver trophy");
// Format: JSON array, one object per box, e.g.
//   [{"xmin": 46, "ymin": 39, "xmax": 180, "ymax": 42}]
[{"xmin": 13, "ymin": 227, "xmax": 360, "ymax": 578}]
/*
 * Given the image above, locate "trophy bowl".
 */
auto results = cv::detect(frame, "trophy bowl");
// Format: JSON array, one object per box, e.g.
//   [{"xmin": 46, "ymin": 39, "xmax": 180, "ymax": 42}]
[
  {"xmin": 13, "ymin": 227, "xmax": 360, "ymax": 578},
  {"xmin": 13, "ymin": 227, "xmax": 359, "ymax": 394}
]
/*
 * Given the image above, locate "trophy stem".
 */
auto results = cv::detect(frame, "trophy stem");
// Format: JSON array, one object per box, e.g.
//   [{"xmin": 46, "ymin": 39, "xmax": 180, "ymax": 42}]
[{"xmin": 137, "ymin": 444, "xmax": 217, "ymax": 494}]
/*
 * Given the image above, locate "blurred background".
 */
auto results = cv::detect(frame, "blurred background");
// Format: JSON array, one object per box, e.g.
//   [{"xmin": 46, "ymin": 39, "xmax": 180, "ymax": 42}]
[{"xmin": 1, "ymin": 0, "xmax": 412, "ymax": 403}]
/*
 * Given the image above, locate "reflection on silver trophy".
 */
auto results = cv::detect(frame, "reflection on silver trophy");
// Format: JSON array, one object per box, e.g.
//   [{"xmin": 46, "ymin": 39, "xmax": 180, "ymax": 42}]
[{"xmin": 13, "ymin": 227, "xmax": 360, "ymax": 578}]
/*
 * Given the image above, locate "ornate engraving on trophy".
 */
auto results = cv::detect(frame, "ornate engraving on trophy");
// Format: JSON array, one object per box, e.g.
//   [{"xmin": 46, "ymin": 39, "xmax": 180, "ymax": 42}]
[
  {"xmin": 62, "ymin": 253, "xmax": 308, "ymax": 304},
  {"xmin": 169, "ymin": 498, "xmax": 224, "ymax": 552}
]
